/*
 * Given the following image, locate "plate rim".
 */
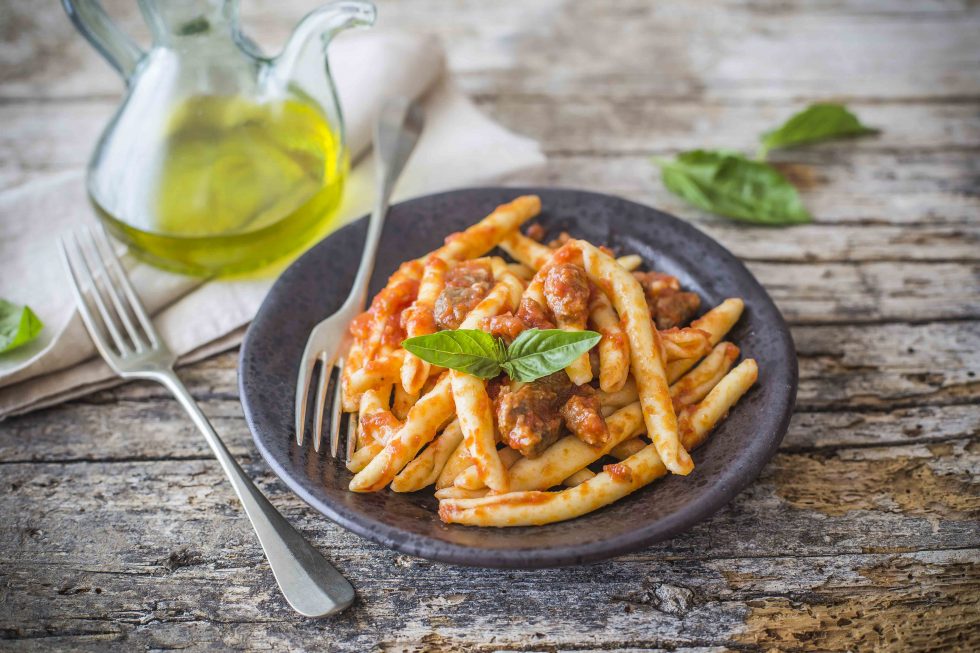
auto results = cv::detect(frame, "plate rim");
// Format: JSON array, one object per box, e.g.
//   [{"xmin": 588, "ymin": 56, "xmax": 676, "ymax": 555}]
[{"xmin": 238, "ymin": 186, "xmax": 798, "ymax": 568}]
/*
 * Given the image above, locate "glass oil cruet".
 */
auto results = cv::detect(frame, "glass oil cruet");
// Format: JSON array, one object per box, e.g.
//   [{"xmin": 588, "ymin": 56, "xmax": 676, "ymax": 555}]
[{"xmin": 63, "ymin": 0, "xmax": 376, "ymax": 276}]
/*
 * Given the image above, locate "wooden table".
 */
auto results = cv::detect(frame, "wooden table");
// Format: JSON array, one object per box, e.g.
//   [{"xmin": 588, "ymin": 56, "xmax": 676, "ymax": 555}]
[{"xmin": 2, "ymin": 1, "xmax": 978, "ymax": 650}]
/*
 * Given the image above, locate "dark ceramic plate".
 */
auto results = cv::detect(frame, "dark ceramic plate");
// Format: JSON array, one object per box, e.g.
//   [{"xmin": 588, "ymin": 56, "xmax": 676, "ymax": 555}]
[{"xmin": 239, "ymin": 187, "xmax": 797, "ymax": 568}]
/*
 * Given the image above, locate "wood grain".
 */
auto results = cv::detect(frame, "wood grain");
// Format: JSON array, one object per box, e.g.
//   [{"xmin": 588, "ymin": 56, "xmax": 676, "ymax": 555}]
[{"xmin": 1, "ymin": 0, "xmax": 978, "ymax": 650}]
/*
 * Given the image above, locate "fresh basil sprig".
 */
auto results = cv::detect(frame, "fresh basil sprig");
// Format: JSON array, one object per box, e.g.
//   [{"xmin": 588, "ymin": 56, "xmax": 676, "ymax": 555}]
[
  {"xmin": 403, "ymin": 328, "xmax": 601, "ymax": 383},
  {"xmin": 759, "ymin": 103, "xmax": 878, "ymax": 158},
  {"xmin": 655, "ymin": 150, "xmax": 811, "ymax": 225},
  {"xmin": 0, "ymin": 299, "xmax": 43, "ymax": 354},
  {"xmin": 655, "ymin": 102, "xmax": 876, "ymax": 226}
]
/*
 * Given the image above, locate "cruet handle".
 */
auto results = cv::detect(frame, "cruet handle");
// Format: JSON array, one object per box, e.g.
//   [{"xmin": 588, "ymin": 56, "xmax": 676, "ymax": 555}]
[
  {"xmin": 62, "ymin": 0, "xmax": 145, "ymax": 81},
  {"xmin": 271, "ymin": 1, "xmax": 376, "ymax": 87}
]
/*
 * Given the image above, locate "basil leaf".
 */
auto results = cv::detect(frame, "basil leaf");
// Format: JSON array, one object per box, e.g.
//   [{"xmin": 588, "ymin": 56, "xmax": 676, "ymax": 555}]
[
  {"xmin": 402, "ymin": 329, "xmax": 505, "ymax": 379},
  {"xmin": 656, "ymin": 150, "xmax": 811, "ymax": 226},
  {"xmin": 0, "ymin": 299, "xmax": 44, "ymax": 354},
  {"xmin": 760, "ymin": 103, "xmax": 877, "ymax": 157},
  {"xmin": 502, "ymin": 328, "xmax": 601, "ymax": 383}
]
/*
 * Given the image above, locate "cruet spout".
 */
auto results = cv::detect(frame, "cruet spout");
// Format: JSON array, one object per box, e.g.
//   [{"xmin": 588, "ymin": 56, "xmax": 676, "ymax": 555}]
[{"xmin": 271, "ymin": 1, "xmax": 376, "ymax": 88}]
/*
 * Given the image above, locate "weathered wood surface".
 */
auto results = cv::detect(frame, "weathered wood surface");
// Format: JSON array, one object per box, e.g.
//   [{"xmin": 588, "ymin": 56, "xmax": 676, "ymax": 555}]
[{"xmin": 1, "ymin": 0, "xmax": 978, "ymax": 651}]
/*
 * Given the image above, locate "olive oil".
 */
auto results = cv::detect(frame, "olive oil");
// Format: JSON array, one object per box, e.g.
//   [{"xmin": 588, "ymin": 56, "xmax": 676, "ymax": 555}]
[{"xmin": 91, "ymin": 95, "xmax": 346, "ymax": 276}]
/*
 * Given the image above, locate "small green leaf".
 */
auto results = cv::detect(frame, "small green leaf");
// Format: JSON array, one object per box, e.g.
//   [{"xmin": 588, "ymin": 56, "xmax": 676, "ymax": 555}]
[
  {"xmin": 502, "ymin": 329, "xmax": 601, "ymax": 383},
  {"xmin": 0, "ymin": 299, "xmax": 44, "ymax": 354},
  {"xmin": 402, "ymin": 329, "xmax": 505, "ymax": 379},
  {"xmin": 656, "ymin": 150, "xmax": 811, "ymax": 226},
  {"xmin": 759, "ymin": 103, "xmax": 877, "ymax": 157}
]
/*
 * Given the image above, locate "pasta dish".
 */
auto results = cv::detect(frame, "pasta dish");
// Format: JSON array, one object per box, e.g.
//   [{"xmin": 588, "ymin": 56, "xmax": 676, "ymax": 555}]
[{"xmin": 339, "ymin": 195, "xmax": 757, "ymax": 527}]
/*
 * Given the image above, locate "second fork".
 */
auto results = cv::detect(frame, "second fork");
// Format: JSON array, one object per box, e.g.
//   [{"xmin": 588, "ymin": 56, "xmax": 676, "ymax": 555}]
[{"xmin": 295, "ymin": 97, "xmax": 425, "ymax": 458}]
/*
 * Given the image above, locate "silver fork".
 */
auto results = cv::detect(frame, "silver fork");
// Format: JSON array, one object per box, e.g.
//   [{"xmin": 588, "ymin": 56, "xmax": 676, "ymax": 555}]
[
  {"xmin": 295, "ymin": 97, "xmax": 424, "ymax": 456},
  {"xmin": 61, "ymin": 227, "xmax": 355, "ymax": 618}
]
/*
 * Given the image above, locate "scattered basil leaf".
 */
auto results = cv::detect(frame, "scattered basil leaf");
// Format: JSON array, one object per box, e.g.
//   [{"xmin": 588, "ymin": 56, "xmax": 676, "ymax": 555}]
[
  {"xmin": 759, "ymin": 103, "xmax": 877, "ymax": 157},
  {"xmin": 655, "ymin": 150, "xmax": 811, "ymax": 226},
  {"xmin": 402, "ymin": 329, "xmax": 505, "ymax": 379},
  {"xmin": 0, "ymin": 299, "xmax": 44, "ymax": 354},
  {"xmin": 502, "ymin": 328, "xmax": 601, "ymax": 383}
]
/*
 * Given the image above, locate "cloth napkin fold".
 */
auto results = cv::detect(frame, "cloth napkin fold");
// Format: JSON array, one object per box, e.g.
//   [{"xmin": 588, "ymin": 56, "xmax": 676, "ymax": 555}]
[{"xmin": 0, "ymin": 30, "xmax": 544, "ymax": 418}]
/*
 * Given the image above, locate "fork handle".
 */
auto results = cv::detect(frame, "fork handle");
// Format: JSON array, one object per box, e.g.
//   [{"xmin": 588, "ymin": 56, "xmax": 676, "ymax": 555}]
[
  {"xmin": 155, "ymin": 370, "xmax": 355, "ymax": 617},
  {"xmin": 343, "ymin": 98, "xmax": 424, "ymax": 312}
]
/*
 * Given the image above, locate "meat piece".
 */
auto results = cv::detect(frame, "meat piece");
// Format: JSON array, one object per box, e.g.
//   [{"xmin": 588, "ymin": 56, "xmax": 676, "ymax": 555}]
[
  {"xmin": 443, "ymin": 259, "xmax": 493, "ymax": 291},
  {"xmin": 433, "ymin": 286, "xmax": 483, "ymax": 329},
  {"xmin": 525, "ymin": 223, "xmax": 546, "ymax": 242},
  {"xmin": 516, "ymin": 297, "xmax": 555, "ymax": 330},
  {"xmin": 633, "ymin": 270, "xmax": 700, "ymax": 329},
  {"xmin": 495, "ymin": 371, "xmax": 603, "ymax": 456},
  {"xmin": 560, "ymin": 393, "xmax": 609, "ymax": 447},
  {"xmin": 432, "ymin": 260, "xmax": 493, "ymax": 330},
  {"xmin": 535, "ymin": 371, "xmax": 577, "ymax": 402},
  {"xmin": 653, "ymin": 290, "xmax": 701, "ymax": 330},
  {"xmin": 634, "ymin": 271, "xmax": 680, "ymax": 297},
  {"xmin": 495, "ymin": 383, "xmax": 564, "ymax": 458},
  {"xmin": 543, "ymin": 263, "xmax": 591, "ymax": 327},
  {"xmin": 486, "ymin": 375, "xmax": 507, "ymax": 401},
  {"xmin": 481, "ymin": 312, "xmax": 527, "ymax": 342}
]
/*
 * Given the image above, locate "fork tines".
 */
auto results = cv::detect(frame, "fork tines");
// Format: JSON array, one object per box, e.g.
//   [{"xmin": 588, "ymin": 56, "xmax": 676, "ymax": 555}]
[
  {"xmin": 60, "ymin": 226, "xmax": 161, "ymax": 363},
  {"xmin": 297, "ymin": 355, "xmax": 354, "ymax": 460}
]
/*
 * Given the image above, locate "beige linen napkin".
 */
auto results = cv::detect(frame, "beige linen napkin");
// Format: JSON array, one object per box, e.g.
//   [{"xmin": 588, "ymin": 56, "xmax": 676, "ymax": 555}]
[{"xmin": 0, "ymin": 30, "xmax": 544, "ymax": 417}]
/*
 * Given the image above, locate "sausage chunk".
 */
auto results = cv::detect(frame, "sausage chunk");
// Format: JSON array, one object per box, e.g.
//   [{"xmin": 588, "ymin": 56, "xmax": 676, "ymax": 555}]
[
  {"xmin": 560, "ymin": 393, "xmax": 609, "ymax": 447},
  {"xmin": 535, "ymin": 370, "xmax": 578, "ymax": 401},
  {"xmin": 516, "ymin": 297, "xmax": 555, "ymax": 330},
  {"xmin": 480, "ymin": 312, "xmax": 527, "ymax": 342},
  {"xmin": 633, "ymin": 271, "xmax": 679, "ymax": 296},
  {"xmin": 494, "ymin": 383, "xmax": 564, "ymax": 458},
  {"xmin": 433, "ymin": 260, "xmax": 493, "ymax": 330},
  {"xmin": 633, "ymin": 270, "xmax": 701, "ymax": 329},
  {"xmin": 495, "ymin": 372, "xmax": 575, "ymax": 458},
  {"xmin": 653, "ymin": 291, "xmax": 701, "ymax": 330},
  {"xmin": 495, "ymin": 371, "xmax": 608, "ymax": 456},
  {"xmin": 543, "ymin": 263, "xmax": 591, "ymax": 327}
]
